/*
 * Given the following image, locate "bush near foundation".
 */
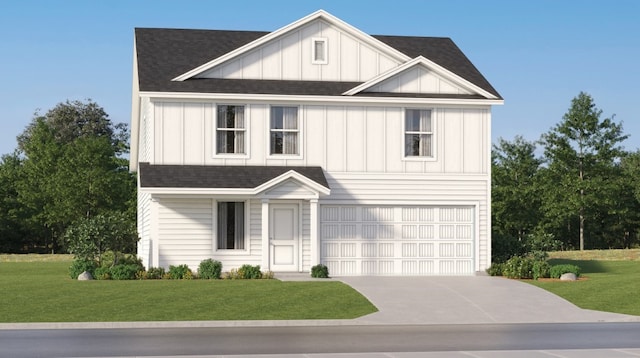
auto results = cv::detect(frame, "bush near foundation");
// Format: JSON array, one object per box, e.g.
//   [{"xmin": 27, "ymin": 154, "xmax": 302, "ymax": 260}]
[
  {"xmin": 311, "ymin": 264, "xmax": 330, "ymax": 278},
  {"xmin": 198, "ymin": 259, "xmax": 222, "ymax": 279}
]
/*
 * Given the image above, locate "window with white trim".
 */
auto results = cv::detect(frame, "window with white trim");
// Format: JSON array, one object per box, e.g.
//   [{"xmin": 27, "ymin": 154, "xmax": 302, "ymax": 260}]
[
  {"xmin": 270, "ymin": 106, "xmax": 299, "ymax": 155},
  {"xmin": 217, "ymin": 202, "xmax": 245, "ymax": 250},
  {"xmin": 216, "ymin": 105, "xmax": 245, "ymax": 154},
  {"xmin": 404, "ymin": 109, "xmax": 433, "ymax": 157},
  {"xmin": 312, "ymin": 38, "xmax": 327, "ymax": 64}
]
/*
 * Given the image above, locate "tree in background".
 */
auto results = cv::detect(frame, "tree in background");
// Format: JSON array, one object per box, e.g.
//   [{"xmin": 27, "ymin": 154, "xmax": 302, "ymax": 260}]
[
  {"xmin": 491, "ymin": 136, "xmax": 544, "ymax": 261},
  {"xmin": 538, "ymin": 92, "xmax": 628, "ymax": 250},
  {"xmin": 1, "ymin": 99, "xmax": 136, "ymax": 253},
  {"xmin": 0, "ymin": 154, "xmax": 29, "ymax": 252}
]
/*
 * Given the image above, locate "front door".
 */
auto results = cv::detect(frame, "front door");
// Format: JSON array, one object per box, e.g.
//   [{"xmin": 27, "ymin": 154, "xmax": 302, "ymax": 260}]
[{"xmin": 270, "ymin": 203, "xmax": 299, "ymax": 272}]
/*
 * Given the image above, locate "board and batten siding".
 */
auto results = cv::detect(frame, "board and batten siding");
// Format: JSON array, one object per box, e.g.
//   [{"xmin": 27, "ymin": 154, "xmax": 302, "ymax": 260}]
[
  {"xmin": 149, "ymin": 101, "xmax": 489, "ymax": 175},
  {"xmin": 155, "ymin": 198, "xmax": 263, "ymax": 271},
  {"xmin": 196, "ymin": 19, "xmax": 402, "ymax": 82},
  {"xmin": 365, "ymin": 66, "xmax": 472, "ymax": 95}
]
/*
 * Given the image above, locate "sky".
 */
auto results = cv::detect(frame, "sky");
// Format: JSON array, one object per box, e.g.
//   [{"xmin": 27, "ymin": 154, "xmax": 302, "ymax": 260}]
[{"xmin": 1, "ymin": 0, "xmax": 639, "ymax": 156}]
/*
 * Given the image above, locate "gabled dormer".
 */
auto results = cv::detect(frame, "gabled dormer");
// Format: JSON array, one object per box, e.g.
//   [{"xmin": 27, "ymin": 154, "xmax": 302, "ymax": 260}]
[{"xmin": 343, "ymin": 56, "xmax": 500, "ymax": 99}]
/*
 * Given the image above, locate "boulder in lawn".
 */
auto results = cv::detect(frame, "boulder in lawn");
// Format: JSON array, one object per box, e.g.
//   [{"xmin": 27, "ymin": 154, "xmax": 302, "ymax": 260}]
[{"xmin": 77, "ymin": 271, "xmax": 93, "ymax": 281}]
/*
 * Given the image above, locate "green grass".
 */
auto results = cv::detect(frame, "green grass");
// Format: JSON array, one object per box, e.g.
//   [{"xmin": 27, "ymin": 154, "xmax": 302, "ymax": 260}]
[
  {"xmin": 0, "ymin": 258, "xmax": 377, "ymax": 323},
  {"xmin": 528, "ymin": 253, "xmax": 640, "ymax": 316},
  {"xmin": 547, "ymin": 249, "xmax": 640, "ymax": 261}
]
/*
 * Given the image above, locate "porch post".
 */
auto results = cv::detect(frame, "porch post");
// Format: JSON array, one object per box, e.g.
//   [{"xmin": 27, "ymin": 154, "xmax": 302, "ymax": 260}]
[
  {"xmin": 261, "ymin": 199, "xmax": 270, "ymax": 270},
  {"xmin": 310, "ymin": 199, "xmax": 320, "ymax": 267}
]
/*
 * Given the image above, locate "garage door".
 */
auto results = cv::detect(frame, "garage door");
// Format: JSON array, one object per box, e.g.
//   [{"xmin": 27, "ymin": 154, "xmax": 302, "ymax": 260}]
[{"xmin": 320, "ymin": 205, "xmax": 475, "ymax": 276}]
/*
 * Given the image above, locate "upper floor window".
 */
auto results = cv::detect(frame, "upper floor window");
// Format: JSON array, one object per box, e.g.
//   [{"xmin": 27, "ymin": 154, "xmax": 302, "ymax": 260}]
[
  {"xmin": 312, "ymin": 38, "xmax": 327, "ymax": 64},
  {"xmin": 270, "ymin": 106, "xmax": 299, "ymax": 155},
  {"xmin": 216, "ymin": 105, "xmax": 245, "ymax": 154},
  {"xmin": 405, "ymin": 109, "xmax": 433, "ymax": 157}
]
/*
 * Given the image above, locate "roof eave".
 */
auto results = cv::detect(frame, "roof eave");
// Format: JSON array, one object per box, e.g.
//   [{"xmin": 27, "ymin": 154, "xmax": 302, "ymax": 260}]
[{"xmin": 140, "ymin": 91, "xmax": 504, "ymax": 106}]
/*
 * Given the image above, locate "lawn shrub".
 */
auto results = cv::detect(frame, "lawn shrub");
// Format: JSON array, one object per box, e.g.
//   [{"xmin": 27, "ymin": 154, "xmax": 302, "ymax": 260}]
[
  {"xmin": 93, "ymin": 262, "xmax": 144, "ymax": 280},
  {"xmin": 486, "ymin": 263, "xmax": 504, "ymax": 276},
  {"xmin": 110, "ymin": 264, "xmax": 141, "ymax": 280},
  {"xmin": 311, "ymin": 264, "xmax": 329, "ymax": 278},
  {"xmin": 145, "ymin": 267, "xmax": 165, "ymax": 280},
  {"xmin": 238, "ymin": 264, "xmax": 262, "ymax": 279},
  {"xmin": 502, "ymin": 256, "xmax": 534, "ymax": 279},
  {"xmin": 168, "ymin": 264, "xmax": 193, "ymax": 279},
  {"xmin": 532, "ymin": 260, "xmax": 551, "ymax": 280},
  {"xmin": 198, "ymin": 259, "xmax": 222, "ymax": 279},
  {"xmin": 225, "ymin": 264, "xmax": 263, "ymax": 279},
  {"xmin": 69, "ymin": 258, "xmax": 97, "ymax": 279},
  {"xmin": 94, "ymin": 266, "xmax": 111, "ymax": 280},
  {"xmin": 550, "ymin": 264, "xmax": 581, "ymax": 278}
]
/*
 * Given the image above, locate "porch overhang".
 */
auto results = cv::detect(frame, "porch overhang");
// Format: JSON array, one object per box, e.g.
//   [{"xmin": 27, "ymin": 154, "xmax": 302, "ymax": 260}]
[{"xmin": 138, "ymin": 163, "xmax": 330, "ymax": 198}]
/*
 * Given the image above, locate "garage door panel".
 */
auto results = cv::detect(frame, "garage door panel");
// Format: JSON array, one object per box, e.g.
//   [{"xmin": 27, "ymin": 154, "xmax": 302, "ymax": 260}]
[{"xmin": 321, "ymin": 205, "xmax": 475, "ymax": 276}]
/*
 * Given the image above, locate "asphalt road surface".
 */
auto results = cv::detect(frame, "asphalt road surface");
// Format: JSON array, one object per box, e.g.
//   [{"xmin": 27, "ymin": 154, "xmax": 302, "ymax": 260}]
[{"xmin": 2, "ymin": 323, "xmax": 640, "ymax": 357}]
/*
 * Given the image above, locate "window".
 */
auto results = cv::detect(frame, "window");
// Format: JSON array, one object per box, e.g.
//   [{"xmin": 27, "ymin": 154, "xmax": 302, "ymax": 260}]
[
  {"xmin": 216, "ymin": 105, "xmax": 245, "ymax": 154},
  {"xmin": 270, "ymin": 106, "xmax": 299, "ymax": 155},
  {"xmin": 217, "ymin": 202, "xmax": 245, "ymax": 250},
  {"xmin": 405, "ymin": 109, "xmax": 433, "ymax": 157},
  {"xmin": 312, "ymin": 38, "xmax": 327, "ymax": 64}
]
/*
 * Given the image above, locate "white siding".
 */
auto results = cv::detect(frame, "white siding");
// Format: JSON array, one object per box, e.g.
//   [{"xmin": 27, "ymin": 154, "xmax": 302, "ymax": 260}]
[
  {"xmin": 156, "ymin": 198, "xmax": 262, "ymax": 271},
  {"xmin": 196, "ymin": 19, "xmax": 403, "ymax": 82},
  {"xmin": 157, "ymin": 198, "xmax": 213, "ymax": 269},
  {"xmin": 149, "ymin": 101, "xmax": 489, "ymax": 176},
  {"xmin": 366, "ymin": 66, "xmax": 473, "ymax": 95},
  {"xmin": 139, "ymin": 97, "xmax": 153, "ymax": 163},
  {"xmin": 302, "ymin": 202, "xmax": 311, "ymax": 271},
  {"xmin": 136, "ymin": 190, "xmax": 152, "ymax": 268}
]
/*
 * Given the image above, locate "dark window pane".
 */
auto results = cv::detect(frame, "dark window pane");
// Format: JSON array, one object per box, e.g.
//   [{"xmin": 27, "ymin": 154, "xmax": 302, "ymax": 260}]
[{"xmin": 271, "ymin": 132, "xmax": 283, "ymax": 154}]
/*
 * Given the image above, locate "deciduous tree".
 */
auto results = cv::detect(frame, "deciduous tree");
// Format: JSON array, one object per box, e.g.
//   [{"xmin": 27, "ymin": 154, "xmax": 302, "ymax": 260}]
[{"xmin": 539, "ymin": 92, "xmax": 628, "ymax": 250}]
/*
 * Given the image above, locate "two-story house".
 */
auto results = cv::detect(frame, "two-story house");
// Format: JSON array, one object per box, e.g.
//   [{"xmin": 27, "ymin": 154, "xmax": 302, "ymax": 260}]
[{"xmin": 130, "ymin": 10, "xmax": 503, "ymax": 276}]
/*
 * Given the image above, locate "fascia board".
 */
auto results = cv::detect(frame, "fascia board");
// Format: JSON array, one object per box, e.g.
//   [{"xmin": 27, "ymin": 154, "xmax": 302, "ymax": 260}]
[
  {"xmin": 171, "ymin": 10, "xmax": 410, "ymax": 81},
  {"xmin": 343, "ymin": 56, "xmax": 499, "ymax": 100},
  {"xmin": 129, "ymin": 39, "xmax": 140, "ymax": 172},
  {"xmin": 142, "ymin": 91, "xmax": 504, "ymax": 106},
  {"xmin": 140, "ymin": 187, "xmax": 257, "ymax": 195}
]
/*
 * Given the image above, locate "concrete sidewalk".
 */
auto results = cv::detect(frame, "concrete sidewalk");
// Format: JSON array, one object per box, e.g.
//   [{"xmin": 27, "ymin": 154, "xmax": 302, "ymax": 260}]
[{"xmin": 339, "ymin": 276, "xmax": 640, "ymax": 325}]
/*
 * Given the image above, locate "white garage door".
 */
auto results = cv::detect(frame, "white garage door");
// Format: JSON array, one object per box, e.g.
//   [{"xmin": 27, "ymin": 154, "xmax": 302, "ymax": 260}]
[{"xmin": 320, "ymin": 205, "xmax": 475, "ymax": 276}]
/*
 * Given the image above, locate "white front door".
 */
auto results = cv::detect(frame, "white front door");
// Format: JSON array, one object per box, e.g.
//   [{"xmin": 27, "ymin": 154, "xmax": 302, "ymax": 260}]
[{"xmin": 270, "ymin": 203, "xmax": 299, "ymax": 272}]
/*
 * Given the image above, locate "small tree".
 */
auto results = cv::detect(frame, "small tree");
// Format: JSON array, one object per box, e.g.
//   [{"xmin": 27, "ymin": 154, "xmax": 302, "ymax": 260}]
[{"xmin": 63, "ymin": 211, "xmax": 138, "ymax": 266}]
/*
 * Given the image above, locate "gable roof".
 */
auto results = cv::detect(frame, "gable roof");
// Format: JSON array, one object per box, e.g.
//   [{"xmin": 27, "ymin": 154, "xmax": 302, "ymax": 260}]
[
  {"xmin": 134, "ymin": 27, "xmax": 502, "ymax": 99},
  {"xmin": 172, "ymin": 10, "xmax": 411, "ymax": 82},
  {"xmin": 139, "ymin": 163, "xmax": 329, "ymax": 190},
  {"xmin": 343, "ymin": 56, "xmax": 497, "ymax": 99}
]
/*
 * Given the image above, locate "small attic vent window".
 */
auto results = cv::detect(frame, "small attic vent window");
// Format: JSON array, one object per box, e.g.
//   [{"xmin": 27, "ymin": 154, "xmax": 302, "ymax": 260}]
[{"xmin": 312, "ymin": 38, "xmax": 327, "ymax": 64}]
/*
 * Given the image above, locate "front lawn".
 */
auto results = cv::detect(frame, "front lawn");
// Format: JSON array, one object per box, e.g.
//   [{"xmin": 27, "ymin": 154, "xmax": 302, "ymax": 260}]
[
  {"xmin": 528, "ymin": 257, "xmax": 640, "ymax": 316},
  {"xmin": 0, "ymin": 258, "xmax": 377, "ymax": 323}
]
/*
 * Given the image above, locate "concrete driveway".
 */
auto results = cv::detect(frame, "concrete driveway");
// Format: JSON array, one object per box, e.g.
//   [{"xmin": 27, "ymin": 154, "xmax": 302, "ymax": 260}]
[{"xmin": 338, "ymin": 276, "xmax": 640, "ymax": 325}]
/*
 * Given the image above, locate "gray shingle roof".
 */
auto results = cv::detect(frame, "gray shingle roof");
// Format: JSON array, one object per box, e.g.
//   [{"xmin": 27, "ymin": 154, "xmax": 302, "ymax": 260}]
[
  {"xmin": 134, "ymin": 28, "xmax": 501, "ymax": 99},
  {"xmin": 139, "ymin": 163, "xmax": 329, "ymax": 189}
]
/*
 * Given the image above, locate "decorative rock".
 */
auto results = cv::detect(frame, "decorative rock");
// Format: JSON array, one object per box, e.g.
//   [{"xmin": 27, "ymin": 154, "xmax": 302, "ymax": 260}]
[
  {"xmin": 77, "ymin": 271, "xmax": 93, "ymax": 281},
  {"xmin": 560, "ymin": 272, "xmax": 577, "ymax": 281}
]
